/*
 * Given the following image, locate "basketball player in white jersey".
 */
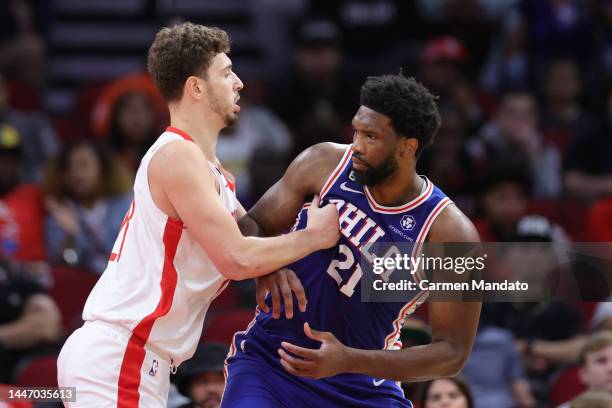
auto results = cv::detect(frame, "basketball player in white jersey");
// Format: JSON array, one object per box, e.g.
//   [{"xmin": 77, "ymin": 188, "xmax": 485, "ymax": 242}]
[{"xmin": 56, "ymin": 22, "xmax": 340, "ymax": 407}]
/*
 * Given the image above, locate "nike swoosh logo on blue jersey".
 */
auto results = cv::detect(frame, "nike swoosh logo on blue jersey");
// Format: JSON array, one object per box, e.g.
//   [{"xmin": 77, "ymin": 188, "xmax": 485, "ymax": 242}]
[
  {"xmin": 373, "ymin": 378, "xmax": 385, "ymax": 386},
  {"xmin": 340, "ymin": 182, "xmax": 364, "ymax": 195}
]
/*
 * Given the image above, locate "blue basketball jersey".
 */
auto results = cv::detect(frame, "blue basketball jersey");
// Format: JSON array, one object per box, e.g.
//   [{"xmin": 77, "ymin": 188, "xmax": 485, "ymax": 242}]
[{"xmin": 224, "ymin": 146, "xmax": 453, "ymax": 407}]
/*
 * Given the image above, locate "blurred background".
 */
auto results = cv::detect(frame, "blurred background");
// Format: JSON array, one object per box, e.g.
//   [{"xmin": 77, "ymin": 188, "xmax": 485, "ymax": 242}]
[{"xmin": 1, "ymin": 0, "xmax": 612, "ymax": 407}]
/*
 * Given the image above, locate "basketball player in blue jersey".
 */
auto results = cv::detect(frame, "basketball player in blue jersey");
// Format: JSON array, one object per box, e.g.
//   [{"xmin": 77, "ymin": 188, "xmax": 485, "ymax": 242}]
[{"xmin": 222, "ymin": 73, "xmax": 481, "ymax": 407}]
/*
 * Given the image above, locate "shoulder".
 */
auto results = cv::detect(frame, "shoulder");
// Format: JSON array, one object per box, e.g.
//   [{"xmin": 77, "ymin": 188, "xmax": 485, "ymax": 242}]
[
  {"xmin": 293, "ymin": 142, "xmax": 347, "ymax": 169},
  {"xmin": 427, "ymin": 203, "xmax": 480, "ymax": 243},
  {"xmin": 149, "ymin": 140, "xmax": 207, "ymax": 177},
  {"xmin": 286, "ymin": 143, "xmax": 349, "ymax": 194}
]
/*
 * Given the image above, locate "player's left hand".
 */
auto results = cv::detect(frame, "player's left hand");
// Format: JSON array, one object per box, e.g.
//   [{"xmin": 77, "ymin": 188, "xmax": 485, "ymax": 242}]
[
  {"xmin": 278, "ymin": 322, "xmax": 351, "ymax": 379},
  {"xmin": 256, "ymin": 268, "xmax": 307, "ymax": 319}
]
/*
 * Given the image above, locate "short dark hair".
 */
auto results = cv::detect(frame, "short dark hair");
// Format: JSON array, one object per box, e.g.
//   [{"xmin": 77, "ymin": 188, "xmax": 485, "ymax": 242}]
[
  {"xmin": 480, "ymin": 159, "xmax": 533, "ymax": 196},
  {"xmin": 147, "ymin": 22, "xmax": 230, "ymax": 101},
  {"xmin": 360, "ymin": 74, "xmax": 441, "ymax": 157}
]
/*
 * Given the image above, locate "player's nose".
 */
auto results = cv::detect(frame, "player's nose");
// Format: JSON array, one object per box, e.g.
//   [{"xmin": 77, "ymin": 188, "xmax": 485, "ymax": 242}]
[
  {"xmin": 233, "ymin": 72, "xmax": 244, "ymax": 91},
  {"xmin": 351, "ymin": 135, "xmax": 365, "ymax": 155}
]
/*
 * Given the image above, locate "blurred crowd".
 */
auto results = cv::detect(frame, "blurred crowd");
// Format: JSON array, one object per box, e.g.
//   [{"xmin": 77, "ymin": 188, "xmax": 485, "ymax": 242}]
[{"xmin": 1, "ymin": 0, "xmax": 612, "ymax": 407}]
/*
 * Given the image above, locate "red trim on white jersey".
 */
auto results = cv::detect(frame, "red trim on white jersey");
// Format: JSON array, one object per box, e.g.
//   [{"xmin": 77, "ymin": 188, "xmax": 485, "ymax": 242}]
[
  {"xmin": 116, "ymin": 218, "xmax": 182, "ymax": 407},
  {"xmin": 166, "ymin": 126, "xmax": 194, "ymax": 142}
]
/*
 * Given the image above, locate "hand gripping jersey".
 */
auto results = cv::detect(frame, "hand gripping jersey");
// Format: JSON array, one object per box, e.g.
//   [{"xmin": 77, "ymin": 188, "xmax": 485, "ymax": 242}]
[
  {"xmin": 223, "ymin": 145, "xmax": 452, "ymax": 408},
  {"xmin": 83, "ymin": 127, "xmax": 237, "ymax": 368}
]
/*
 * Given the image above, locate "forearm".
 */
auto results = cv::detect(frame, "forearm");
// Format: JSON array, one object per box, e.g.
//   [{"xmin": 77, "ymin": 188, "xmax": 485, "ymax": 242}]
[
  {"xmin": 238, "ymin": 213, "xmax": 266, "ymax": 237},
  {"xmin": 229, "ymin": 229, "xmax": 319, "ymax": 280},
  {"xmin": 0, "ymin": 311, "xmax": 60, "ymax": 349},
  {"xmin": 530, "ymin": 335, "xmax": 585, "ymax": 364},
  {"xmin": 344, "ymin": 341, "xmax": 467, "ymax": 382}
]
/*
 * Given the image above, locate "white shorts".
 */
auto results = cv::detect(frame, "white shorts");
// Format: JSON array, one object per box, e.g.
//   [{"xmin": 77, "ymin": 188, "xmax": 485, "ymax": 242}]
[{"xmin": 57, "ymin": 321, "xmax": 171, "ymax": 407}]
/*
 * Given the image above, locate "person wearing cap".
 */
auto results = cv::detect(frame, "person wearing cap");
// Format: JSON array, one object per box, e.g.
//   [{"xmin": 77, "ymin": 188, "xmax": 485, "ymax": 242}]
[
  {"xmin": 419, "ymin": 36, "xmax": 486, "ymax": 132},
  {"xmin": 171, "ymin": 343, "xmax": 228, "ymax": 408}
]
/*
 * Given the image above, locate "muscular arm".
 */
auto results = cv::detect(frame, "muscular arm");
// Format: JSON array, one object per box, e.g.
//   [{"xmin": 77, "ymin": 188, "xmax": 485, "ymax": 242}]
[
  {"xmin": 149, "ymin": 141, "xmax": 339, "ymax": 281},
  {"xmin": 346, "ymin": 205, "xmax": 481, "ymax": 380},
  {"xmin": 279, "ymin": 205, "xmax": 482, "ymax": 381},
  {"xmin": 241, "ymin": 143, "xmax": 345, "ymax": 236}
]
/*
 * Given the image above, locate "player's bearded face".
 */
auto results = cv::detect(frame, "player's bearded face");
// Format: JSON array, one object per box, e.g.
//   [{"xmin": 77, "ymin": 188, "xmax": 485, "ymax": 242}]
[
  {"xmin": 352, "ymin": 150, "xmax": 398, "ymax": 186},
  {"xmin": 206, "ymin": 81, "xmax": 237, "ymax": 127}
]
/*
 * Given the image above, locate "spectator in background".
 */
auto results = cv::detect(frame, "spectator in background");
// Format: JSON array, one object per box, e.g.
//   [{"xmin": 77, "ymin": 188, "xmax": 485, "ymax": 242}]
[
  {"xmin": 267, "ymin": 18, "xmax": 357, "ymax": 158},
  {"xmin": 0, "ymin": 72, "xmax": 58, "ymax": 182},
  {"xmin": 107, "ymin": 91, "xmax": 161, "ymax": 174},
  {"xmin": 43, "ymin": 141, "xmax": 132, "ymax": 275},
  {"xmin": 474, "ymin": 160, "xmax": 532, "ymax": 242},
  {"xmin": 91, "ymin": 73, "xmax": 167, "ymax": 174},
  {"xmin": 468, "ymin": 91, "xmax": 561, "ymax": 198},
  {"xmin": 502, "ymin": 0, "xmax": 596, "ymax": 89},
  {"xmin": 540, "ymin": 58, "xmax": 599, "ymax": 161},
  {"xmin": 556, "ymin": 331, "xmax": 612, "ymax": 407},
  {"xmin": 0, "ymin": 127, "xmax": 46, "ymax": 262},
  {"xmin": 419, "ymin": 377, "xmax": 474, "ymax": 408},
  {"xmin": 0, "ymin": 258, "xmax": 61, "ymax": 383},
  {"xmin": 564, "ymin": 86, "xmax": 612, "ymax": 201},
  {"xmin": 418, "ymin": 36, "xmax": 487, "ymax": 133},
  {"xmin": 462, "ymin": 304, "xmax": 536, "ymax": 408},
  {"xmin": 171, "ymin": 343, "xmax": 228, "ymax": 408}
]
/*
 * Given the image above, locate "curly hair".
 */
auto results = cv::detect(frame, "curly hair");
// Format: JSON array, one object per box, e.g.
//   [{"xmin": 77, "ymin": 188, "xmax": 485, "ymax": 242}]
[
  {"xmin": 147, "ymin": 22, "xmax": 230, "ymax": 101},
  {"xmin": 360, "ymin": 73, "xmax": 441, "ymax": 158}
]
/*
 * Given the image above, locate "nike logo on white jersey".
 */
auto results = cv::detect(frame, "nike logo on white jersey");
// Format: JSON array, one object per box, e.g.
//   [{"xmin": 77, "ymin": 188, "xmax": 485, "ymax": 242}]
[
  {"xmin": 340, "ymin": 182, "xmax": 364, "ymax": 195},
  {"xmin": 373, "ymin": 378, "xmax": 385, "ymax": 386}
]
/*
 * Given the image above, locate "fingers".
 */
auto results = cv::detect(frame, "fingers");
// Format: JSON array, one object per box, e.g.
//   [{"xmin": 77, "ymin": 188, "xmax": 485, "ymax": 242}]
[
  {"xmin": 277, "ymin": 271, "xmax": 294, "ymax": 319},
  {"xmin": 278, "ymin": 348, "xmax": 316, "ymax": 377},
  {"xmin": 279, "ymin": 355, "xmax": 314, "ymax": 378},
  {"xmin": 286, "ymin": 269, "xmax": 307, "ymax": 313},
  {"xmin": 269, "ymin": 282, "xmax": 281, "ymax": 319},
  {"xmin": 255, "ymin": 279, "xmax": 269, "ymax": 314},
  {"xmin": 280, "ymin": 341, "xmax": 319, "ymax": 361},
  {"xmin": 304, "ymin": 322, "xmax": 326, "ymax": 341}
]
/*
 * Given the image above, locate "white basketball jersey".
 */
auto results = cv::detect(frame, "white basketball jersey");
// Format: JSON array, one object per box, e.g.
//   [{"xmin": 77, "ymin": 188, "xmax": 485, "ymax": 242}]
[{"xmin": 82, "ymin": 127, "xmax": 238, "ymax": 366}]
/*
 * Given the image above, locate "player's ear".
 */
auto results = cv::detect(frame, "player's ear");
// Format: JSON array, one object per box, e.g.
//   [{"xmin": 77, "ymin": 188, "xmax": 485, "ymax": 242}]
[
  {"xmin": 185, "ymin": 76, "xmax": 204, "ymax": 100},
  {"xmin": 399, "ymin": 137, "xmax": 418, "ymax": 158}
]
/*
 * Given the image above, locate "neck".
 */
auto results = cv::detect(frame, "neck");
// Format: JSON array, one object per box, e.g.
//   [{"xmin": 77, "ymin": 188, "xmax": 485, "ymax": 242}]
[
  {"xmin": 168, "ymin": 101, "xmax": 224, "ymax": 161},
  {"xmin": 367, "ymin": 167, "xmax": 423, "ymax": 207}
]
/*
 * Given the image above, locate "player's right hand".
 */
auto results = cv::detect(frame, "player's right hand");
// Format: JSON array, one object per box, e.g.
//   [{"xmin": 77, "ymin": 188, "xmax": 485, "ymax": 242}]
[{"xmin": 306, "ymin": 195, "xmax": 340, "ymax": 249}]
